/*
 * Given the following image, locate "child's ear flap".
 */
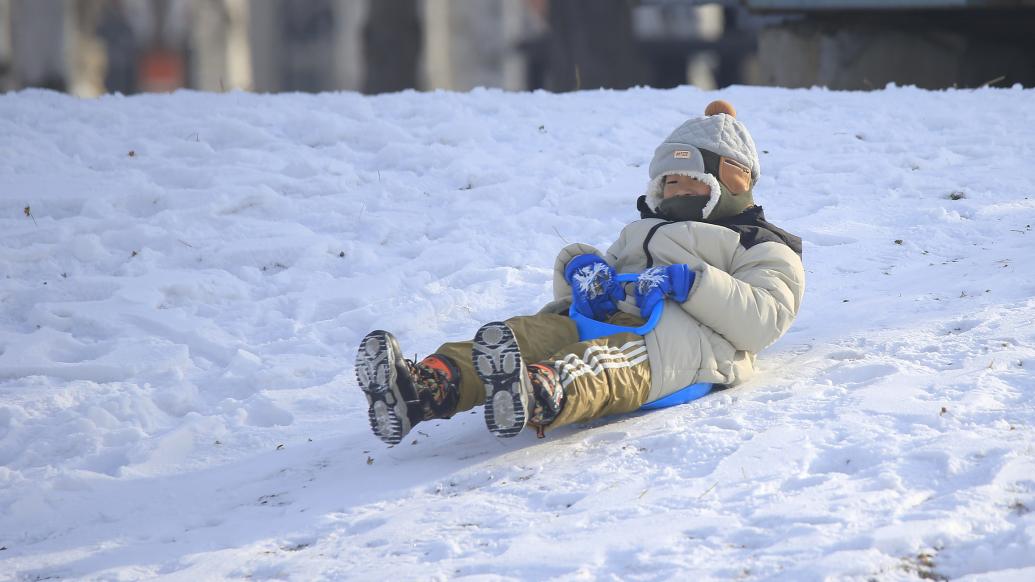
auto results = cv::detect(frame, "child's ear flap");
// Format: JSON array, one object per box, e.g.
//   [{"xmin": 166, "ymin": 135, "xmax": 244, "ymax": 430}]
[{"xmin": 718, "ymin": 157, "xmax": 752, "ymax": 195}]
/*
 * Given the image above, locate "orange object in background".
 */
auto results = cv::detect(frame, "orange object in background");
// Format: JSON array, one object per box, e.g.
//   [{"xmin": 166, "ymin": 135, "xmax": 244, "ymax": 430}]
[{"xmin": 138, "ymin": 49, "xmax": 184, "ymax": 93}]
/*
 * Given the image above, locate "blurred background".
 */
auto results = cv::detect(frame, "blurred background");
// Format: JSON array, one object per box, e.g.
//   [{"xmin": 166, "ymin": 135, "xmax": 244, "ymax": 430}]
[{"xmin": 1, "ymin": 0, "xmax": 1033, "ymax": 96}]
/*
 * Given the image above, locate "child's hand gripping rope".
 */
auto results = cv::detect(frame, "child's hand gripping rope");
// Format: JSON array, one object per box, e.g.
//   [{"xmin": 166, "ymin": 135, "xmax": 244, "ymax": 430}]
[
  {"xmin": 564, "ymin": 254, "xmax": 626, "ymax": 321},
  {"xmin": 635, "ymin": 265, "xmax": 695, "ymax": 319}
]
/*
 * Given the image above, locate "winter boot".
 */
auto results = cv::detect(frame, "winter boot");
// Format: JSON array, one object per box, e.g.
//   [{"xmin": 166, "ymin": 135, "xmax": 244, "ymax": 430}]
[
  {"xmin": 410, "ymin": 353, "xmax": 461, "ymax": 421},
  {"xmin": 472, "ymin": 322, "xmax": 566, "ymax": 438},
  {"xmin": 526, "ymin": 363, "xmax": 565, "ymax": 437},
  {"xmin": 355, "ymin": 330, "xmax": 460, "ymax": 445}
]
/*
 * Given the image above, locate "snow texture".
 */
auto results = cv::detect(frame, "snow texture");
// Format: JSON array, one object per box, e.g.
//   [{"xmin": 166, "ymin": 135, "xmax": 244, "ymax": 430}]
[{"xmin": 1, "ymin": 85, "xmax": 1034, "ymax": 581}]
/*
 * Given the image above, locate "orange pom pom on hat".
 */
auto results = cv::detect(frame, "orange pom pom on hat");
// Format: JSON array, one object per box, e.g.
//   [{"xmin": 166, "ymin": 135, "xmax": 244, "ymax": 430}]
[{"xmin": 703, "ymin": 99, "xmax": 736, "ymax": 117}]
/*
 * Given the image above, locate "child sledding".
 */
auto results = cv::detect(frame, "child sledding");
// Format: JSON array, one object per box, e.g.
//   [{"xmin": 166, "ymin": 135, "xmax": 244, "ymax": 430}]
[{"xmin": 355, "ymin": 100, "xmax": 805, "ymax": 445}]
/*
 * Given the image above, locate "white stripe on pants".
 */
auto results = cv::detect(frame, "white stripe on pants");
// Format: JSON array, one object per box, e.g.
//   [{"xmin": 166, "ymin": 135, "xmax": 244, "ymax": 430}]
[{"xmin": 553, "ymin": 339, "xmax": 648, "ymax": 388}]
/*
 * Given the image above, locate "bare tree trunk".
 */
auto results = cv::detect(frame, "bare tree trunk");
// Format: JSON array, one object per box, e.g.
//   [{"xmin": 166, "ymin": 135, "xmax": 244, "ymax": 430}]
[
  {"xmin": 545, "ymin": 0, "xmax": 645, "ymax": 91},
  {"xmin": 363, "ymin": 0, "xmax": 420, "ymax": 94}
]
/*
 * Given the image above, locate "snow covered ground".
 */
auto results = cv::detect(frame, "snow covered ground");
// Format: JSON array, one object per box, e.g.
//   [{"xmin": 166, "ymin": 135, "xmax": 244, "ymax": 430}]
[{"xmin": 1, "ymin": 84, "xmax": 1034, "ymax": 581}]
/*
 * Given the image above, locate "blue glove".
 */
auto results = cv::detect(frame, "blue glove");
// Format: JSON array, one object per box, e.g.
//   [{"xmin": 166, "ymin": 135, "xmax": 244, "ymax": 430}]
[
  {"xmin": 564, "ymin": 254, "xmax": 626, "ymax": 320},
  {"xmin": 635, "ymin": 265, "xmax": 695, "ymax": 319}
]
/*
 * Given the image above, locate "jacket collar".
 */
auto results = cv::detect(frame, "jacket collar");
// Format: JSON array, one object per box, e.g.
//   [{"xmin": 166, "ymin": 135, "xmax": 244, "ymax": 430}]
[
  {"xmin": 634, "ymin": 196, "xmax": 802, "ymax": 256},
  {"xmin": 637, "ymin": 194, "xmax": 765, "ymax": 224}
]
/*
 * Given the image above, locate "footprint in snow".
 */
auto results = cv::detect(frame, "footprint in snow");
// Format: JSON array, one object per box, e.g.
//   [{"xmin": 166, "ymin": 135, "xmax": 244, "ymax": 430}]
[
  {"xmin": 540, "ymin": 491, "xmax": 586, "ymax": 510},
  {"xmin": 416, "ymin": 538, "xmax": 463, "ymax": 562},
  {"xmin": 752, "ymin": 388, "xmax": 795, "ymax": 403},
  {"xmin": 820, "ymin": 362, "xmax": 898, "ymax": 387},
  {"xmin": 808, "ymin": 442, "xmax": 885, "ymax": 476},
  {"xmin": 700, "ymin": 416, "xmax": 742, "ymax": 431},
  {"xmin": 804, "ymin": 232, "xmax": 859, "ymax": 247},
  {"xmin": 827, "ymin": 350, "xmax": 865, "ymax": 361},
  {"xmin": 346, "ymin": 516, "xmax": 387, "ymax": 535},
  {"xmin": 584, "ymin": 431, "xmax": 628, "ymax": 445},
  {"xmin": 943, "ymin": 318, "xmax": 982, "ymax": 335},
  {"xmin": 256, "ymin": 492, "xmax": 292, "ymax": 507},
  {"xmin": 780, "ymin": 474, "xmax": 830, "ymax": 493}
]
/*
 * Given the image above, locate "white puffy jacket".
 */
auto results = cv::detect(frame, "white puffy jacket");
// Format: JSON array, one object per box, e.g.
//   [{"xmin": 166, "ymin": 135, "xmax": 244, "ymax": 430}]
[{"xmin": 541, "ymin": 208, "xmax": 805, "ymax": 402}]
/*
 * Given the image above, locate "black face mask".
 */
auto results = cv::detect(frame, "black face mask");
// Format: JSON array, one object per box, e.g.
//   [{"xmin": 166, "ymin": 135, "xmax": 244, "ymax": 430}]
[{"xmin": 656, "ymin": 195, "xmax": 710, "ymax": 222}]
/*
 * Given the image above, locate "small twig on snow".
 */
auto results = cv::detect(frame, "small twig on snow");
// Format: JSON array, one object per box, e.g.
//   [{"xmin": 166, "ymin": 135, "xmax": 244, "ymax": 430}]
[{"xmin": 698, "ymin": 481, "xmax": 718, "ymax": 499}]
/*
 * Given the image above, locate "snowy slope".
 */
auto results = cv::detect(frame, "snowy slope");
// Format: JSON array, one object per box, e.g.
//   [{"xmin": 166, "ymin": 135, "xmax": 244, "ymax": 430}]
[{"xmin": 1, "ymin": 85, "xmax": 1034, "ymax": 581}]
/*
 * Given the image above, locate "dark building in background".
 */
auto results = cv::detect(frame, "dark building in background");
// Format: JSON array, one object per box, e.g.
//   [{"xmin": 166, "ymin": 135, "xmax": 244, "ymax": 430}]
[
  {"xmin": 748, "ymin": 0, "xmax": 1035, "ymax": 89},
  {"xmin": 544, "ymin": 0, "xmax": 648, "ymax": 91},
  {"xmin": 519, "ymin": 0, "xmax": 762, "ymax": 92},
  {"xmin": 1, "ymin": 0, "xmax": 1032, "ymax": 96},
  {"xmin": 0, "ymin": 0, "xmax": 748, "ymax": 95}
]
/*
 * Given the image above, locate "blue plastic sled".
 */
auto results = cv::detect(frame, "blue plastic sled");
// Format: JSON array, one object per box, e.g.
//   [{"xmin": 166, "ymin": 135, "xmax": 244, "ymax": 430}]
[{"xmin": 568, "ymin": 273, "xmax": 712, "ymax": 410}]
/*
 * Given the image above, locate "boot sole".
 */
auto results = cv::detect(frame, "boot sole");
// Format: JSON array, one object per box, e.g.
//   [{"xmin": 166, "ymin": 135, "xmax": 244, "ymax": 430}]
[
  {"xmin": 473, "ymin": 322, "xmax": 529, "ymax": 438},
  {"xmin": 355, "ymin": 330, "xmax": 412, "ymax": 445}
]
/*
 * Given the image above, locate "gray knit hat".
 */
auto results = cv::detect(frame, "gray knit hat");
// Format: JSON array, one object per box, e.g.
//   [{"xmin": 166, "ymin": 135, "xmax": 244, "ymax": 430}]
[{"xmin": 645, "ymin": 100, "xmax": 760, "ymax": 220}]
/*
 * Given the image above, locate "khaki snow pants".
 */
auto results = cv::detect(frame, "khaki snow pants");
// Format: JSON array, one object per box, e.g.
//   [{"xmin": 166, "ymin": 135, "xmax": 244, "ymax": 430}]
[{"xmin": 435, "ymin": 312, "xmax": 652, "ymax": 432}]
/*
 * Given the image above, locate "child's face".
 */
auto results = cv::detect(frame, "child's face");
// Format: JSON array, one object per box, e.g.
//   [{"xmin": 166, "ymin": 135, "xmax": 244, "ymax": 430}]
[{"xmin": 662, "ymin": 175, "xmax": 711, "ymax": 199}]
